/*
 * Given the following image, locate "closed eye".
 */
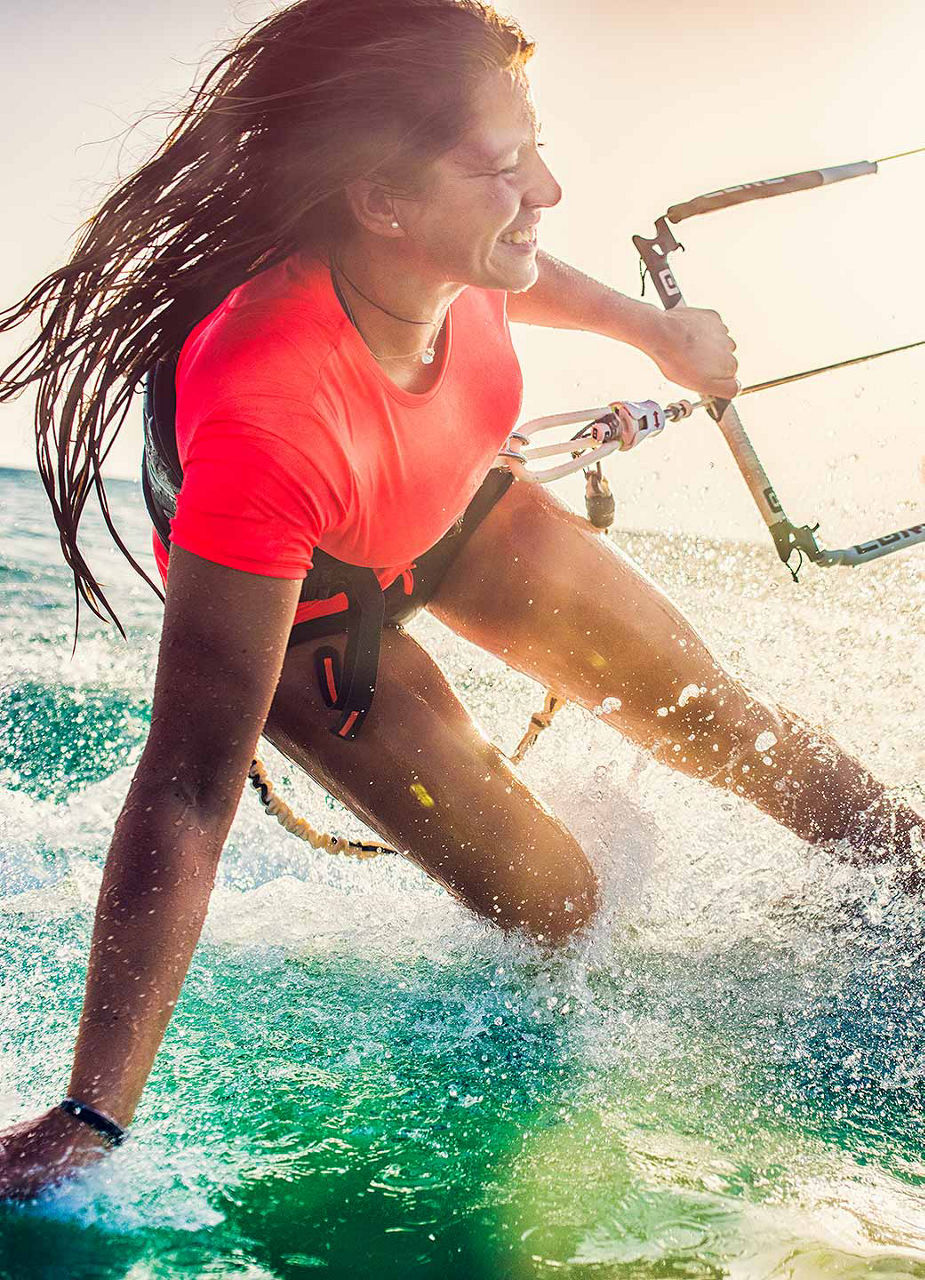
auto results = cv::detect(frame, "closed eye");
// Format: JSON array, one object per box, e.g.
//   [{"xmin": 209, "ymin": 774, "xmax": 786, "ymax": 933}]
[{"xmin": 493, "ymin": 142, "xmax": 546, "ymax": 176}]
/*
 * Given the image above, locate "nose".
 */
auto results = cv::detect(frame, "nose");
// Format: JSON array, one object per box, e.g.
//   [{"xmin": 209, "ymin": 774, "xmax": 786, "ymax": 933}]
[{"xmin": 526, "ymin": 148, "xmax": 562, "ymax": 211}]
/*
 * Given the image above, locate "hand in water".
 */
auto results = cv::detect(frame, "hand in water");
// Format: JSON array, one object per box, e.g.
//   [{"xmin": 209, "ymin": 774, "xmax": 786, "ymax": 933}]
[
  {"xmin": 0, "ymin": 1106, "xmax": 109, "ymax": 1201},
  {"xmin": 649, "ymin": 306, "xmax": 740, "ymax": 400}
]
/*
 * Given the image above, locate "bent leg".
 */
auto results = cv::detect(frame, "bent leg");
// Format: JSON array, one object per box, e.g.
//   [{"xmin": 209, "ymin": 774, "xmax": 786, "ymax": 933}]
[
  {"xmin": 429, "ymin": 481, "xmax": 922, "ymax": 876},
  {"xmin": 263, "ymin": 626, "xmax": 599, "ymax": 944}
]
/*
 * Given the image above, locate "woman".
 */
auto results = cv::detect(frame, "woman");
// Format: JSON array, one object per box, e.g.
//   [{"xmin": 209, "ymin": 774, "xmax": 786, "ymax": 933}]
[{"xmin": 0, "ymin": 0, "xmax": 920, "ymax": 1199}]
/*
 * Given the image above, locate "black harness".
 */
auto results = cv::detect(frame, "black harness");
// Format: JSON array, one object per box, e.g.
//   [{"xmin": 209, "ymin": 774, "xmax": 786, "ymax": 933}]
[{"xmin": 142, "ymin": 357, "xmax": 384, "ymax": 740}]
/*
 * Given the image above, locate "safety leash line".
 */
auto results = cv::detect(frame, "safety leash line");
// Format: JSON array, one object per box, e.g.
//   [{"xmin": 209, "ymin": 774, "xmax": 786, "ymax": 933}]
[
  {"xmin": 248, "ymin": 686, "xmax": 573, "ymax": 855},
  {"xmin": 509, "ymin": 691, "xmax": 566, "ymax": 765},
  {"xmin": 248, "ymin": 758, "xmax": 396, "ymax": 858}
]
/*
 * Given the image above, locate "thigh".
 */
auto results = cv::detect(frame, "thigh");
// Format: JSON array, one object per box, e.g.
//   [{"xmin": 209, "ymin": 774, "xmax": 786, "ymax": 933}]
[
  {"xmin": 428, "ymin": 479, "xmax": 770, "ymax": 759},
  {"xmin": 264, "ymin": 626, "xmax": 598, "ymax": 944}
]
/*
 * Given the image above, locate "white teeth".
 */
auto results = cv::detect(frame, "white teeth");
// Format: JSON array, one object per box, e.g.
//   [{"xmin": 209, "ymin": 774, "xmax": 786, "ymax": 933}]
[{"xmin": 500, "ymin": 228, "xmax": 536, "ymax": 245}]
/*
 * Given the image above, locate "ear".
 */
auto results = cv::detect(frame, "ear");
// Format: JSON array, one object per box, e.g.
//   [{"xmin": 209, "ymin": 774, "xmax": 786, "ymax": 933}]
[{"xmin": 343, "ymin": 178, "xmax": 404, "ymax": 238}]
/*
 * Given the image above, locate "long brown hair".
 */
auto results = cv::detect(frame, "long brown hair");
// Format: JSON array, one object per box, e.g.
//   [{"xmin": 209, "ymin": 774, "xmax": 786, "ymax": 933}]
[{"xmin": 0, "ymin": 0, "xmax": 533, "ymax": 629}]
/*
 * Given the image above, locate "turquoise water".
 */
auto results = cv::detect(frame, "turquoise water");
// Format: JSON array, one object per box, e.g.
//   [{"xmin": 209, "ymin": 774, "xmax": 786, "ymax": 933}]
[{"xmin": 1, "ymin": 463, "xmax": 924, "ymax": 1278}]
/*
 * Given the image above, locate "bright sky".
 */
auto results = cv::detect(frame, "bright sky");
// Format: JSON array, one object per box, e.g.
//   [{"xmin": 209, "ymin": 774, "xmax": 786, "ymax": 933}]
[{"xmin": 2, "ymin": 0, "xmax": 923, "ymax": 540}]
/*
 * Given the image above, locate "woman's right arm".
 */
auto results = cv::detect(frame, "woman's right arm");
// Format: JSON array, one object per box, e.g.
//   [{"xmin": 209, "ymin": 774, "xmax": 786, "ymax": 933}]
[{"xmin": 0, "ymin": 546, "xmax": 302, "ymax": 1199}]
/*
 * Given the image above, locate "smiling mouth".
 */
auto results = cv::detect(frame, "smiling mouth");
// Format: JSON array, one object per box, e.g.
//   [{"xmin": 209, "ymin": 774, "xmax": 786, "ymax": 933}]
[{"xmin": 498, "ymin": 226, "xmax": 537, "ymax": 247}]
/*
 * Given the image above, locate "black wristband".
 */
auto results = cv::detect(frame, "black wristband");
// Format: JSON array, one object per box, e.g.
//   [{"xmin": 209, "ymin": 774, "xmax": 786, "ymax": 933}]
[{"xmin": 59, "ymin": 1098, "xmax": 127, "ymax": 1147}]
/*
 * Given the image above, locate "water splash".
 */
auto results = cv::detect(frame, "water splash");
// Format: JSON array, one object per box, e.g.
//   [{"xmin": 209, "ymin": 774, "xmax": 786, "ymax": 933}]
[{"xmin": 1, "ymin": 467, "xmax": 924, "ymax": 1277}]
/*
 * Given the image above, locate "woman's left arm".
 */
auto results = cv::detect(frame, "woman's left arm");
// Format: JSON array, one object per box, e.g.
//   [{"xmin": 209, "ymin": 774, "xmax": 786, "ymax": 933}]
[{"xmin": 507, "ymin": 251, "xmax": 739, "ymax": 400}]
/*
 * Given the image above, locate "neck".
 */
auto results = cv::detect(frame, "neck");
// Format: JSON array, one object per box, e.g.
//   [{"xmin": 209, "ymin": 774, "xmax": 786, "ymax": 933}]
[{"xmin": 331, "ymin": 235, "xmax": 464, "ymax": 362}]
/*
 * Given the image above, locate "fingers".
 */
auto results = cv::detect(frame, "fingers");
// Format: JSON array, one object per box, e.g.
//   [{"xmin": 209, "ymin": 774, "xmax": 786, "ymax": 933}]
[
  {"xmin": 709, "ymin": 377, "xmax": 741, "ymax": 401},
  {"xmin": 693, "ymin": 310, "xmax": 738, "ymax": 370},
  {"xmin": 0, "ymin": 1109, "xmax": 107, "ymax": 1201},
  {"xmin": 715, "ymin": 345, "xmax": 739, "ymax": 397},
  {"xmin": 703, "ymin": 351, "xmax": 739, "ymax": 401}
]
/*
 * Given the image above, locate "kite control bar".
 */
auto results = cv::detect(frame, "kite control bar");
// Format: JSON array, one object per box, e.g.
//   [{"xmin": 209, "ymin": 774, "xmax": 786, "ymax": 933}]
[{"xmin": 631, "ymin": 148, "xmax": 924, "ymax": 575}]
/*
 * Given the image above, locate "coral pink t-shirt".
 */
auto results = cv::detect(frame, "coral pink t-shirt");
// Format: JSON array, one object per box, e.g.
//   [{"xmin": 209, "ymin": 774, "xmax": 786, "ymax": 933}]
[{"xmin": 153, "ymin": 255, "xmax": 523, "ymax": 619}]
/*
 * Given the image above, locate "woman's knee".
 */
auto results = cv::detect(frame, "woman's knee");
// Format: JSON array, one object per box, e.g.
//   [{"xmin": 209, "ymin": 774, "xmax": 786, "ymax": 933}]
[
  {"xmin": 487, "ymin": 841, "xmax": 601, "ymax": 947},
  {"xmin": 266, "ymin": 629, "xmax": 602, "ymax": 946}
]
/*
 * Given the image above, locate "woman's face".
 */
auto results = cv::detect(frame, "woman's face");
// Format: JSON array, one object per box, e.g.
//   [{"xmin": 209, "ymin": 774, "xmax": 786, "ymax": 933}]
[{"xmin": 396, "ymin": 70, "xmax": 562, "ymax": 293}]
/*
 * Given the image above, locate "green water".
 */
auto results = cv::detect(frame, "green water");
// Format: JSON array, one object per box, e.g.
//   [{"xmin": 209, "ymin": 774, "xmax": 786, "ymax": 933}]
[{"xmin": 2, "ymin": 466, "xmax": 925, "ymax": 1277}]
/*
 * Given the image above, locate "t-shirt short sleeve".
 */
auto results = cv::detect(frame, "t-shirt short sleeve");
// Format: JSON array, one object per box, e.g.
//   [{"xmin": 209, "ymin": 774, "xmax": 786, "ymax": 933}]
[{"xmin": 169, "ymin": 416, "xmax": 344, "ymax": 579}]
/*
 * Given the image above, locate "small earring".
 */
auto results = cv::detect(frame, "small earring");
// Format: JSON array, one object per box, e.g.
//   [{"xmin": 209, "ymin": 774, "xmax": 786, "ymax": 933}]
[{"xmin": 390, "ymin": 220, "xmax": 400, "ymax": 229}]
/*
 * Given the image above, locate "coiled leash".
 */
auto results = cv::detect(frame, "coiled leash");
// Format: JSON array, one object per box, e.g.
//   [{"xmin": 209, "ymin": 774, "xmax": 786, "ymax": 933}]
[{"xmin": 247, "ymin": 758, "xmax": 391, "ymax": 857}]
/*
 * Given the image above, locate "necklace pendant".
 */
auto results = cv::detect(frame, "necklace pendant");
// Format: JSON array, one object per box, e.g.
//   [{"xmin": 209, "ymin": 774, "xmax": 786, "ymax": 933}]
[{"xmin": 421, "ymin": 348, "xmax": 436, "ymax": 365}]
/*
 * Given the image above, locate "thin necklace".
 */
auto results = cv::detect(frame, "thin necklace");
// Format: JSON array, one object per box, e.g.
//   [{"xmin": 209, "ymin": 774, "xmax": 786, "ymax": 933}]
[{"xmin": 331, "ymin": 263, "xmax": 446, "ymax": 366}]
